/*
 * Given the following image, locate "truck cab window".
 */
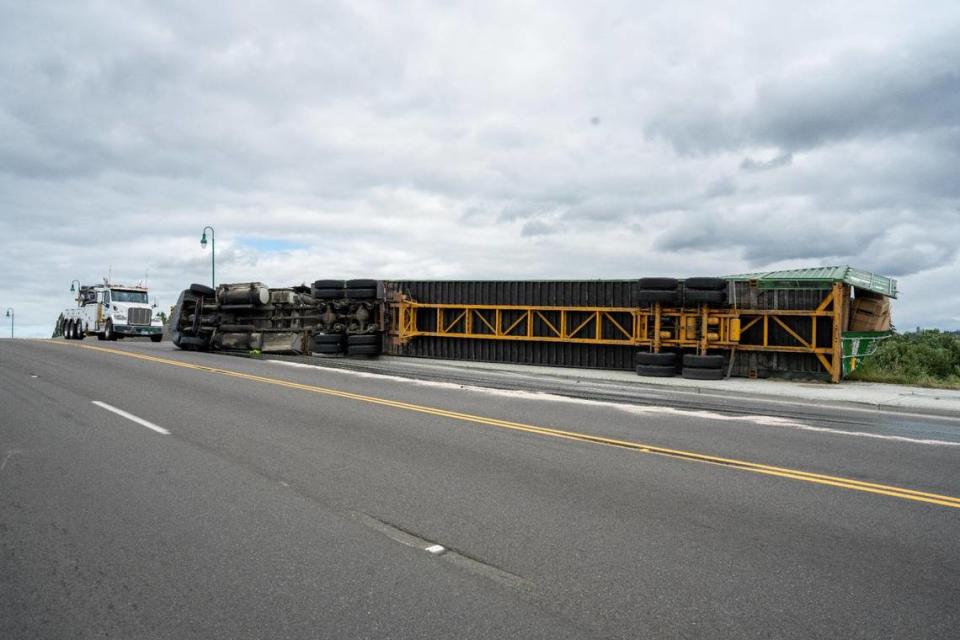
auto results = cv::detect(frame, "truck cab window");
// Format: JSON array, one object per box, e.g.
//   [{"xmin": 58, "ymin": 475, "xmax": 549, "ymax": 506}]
[{"xmin": 111, "ymin": 290, "xmax": 148, "ymax": 304}]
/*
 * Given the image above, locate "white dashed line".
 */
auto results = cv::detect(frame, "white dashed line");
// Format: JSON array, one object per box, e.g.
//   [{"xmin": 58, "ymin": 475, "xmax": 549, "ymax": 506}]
[
  {"xmin": 425, "ymin": 544, "xmax": 446, "ymax": 554},
  {"xmin": 91, "ymin": 401, "xmax": 170, "ymax": 435}
]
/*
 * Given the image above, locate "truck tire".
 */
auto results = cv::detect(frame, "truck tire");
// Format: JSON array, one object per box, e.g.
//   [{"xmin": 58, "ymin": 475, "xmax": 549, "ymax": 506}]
[
  {"xmin": 682, "ymin": 354, "xmax": 725, "ymax": 369},
  {"xmin": 345, "ymin": 287, "xmax": 377, "ymax": 300},
  {"xmin": 312, "ymin": 333, "xmax": 344, "ymax": 354},
  {"xmin": 636, "ymin": 364, "xmax": 675, "ymax": 377},
  {"xmin": 189, "ymin": 283, "xmax": 216, "ymax": 297},
  {"xmin": 347, "ymin": 344, "xmax": 381, "ymax": 356},
  {"xmin": 346, "ymin": 334, "xmax": 381, "ymax": 346},
  {"xmin": 76, "ymin": 323, "xmax": 85, "ymax": 340},
  {"xmin": 104, "ymin": 320, "xmax": 116, "ymax": 341},
  {"xmin": 313, "ymin": 280, "xmax": 345, "ymax": 290},
  {"xmin": 635, "ymin": 290, "xmax": 678, "ymax": 305},
  {"xmin": 311, "ymin": 343, "xmax": 343, "ymax": 355},
  {"xmin": 684, "ymin": 277, "xmax": 727, "ymax": 290},
  {"xmin": 635, "ymin": 351, "xmax": 677, "ymax": 366},
  {"xmin": 683, "ymin": 290, "xmax": 726, "ymax": 305},
  {"xmin": 312, "ymin": 288, "xmax": 345, "ymax": 299},
  {"xmin": 681, "ymin": 367, "xmax": 724, "ymax": 380},
  {"xmin": 346, "ymin": 279, "xmax": 378, "ymax": 289},
  {"xmin": 638, "ymin": 277, "xmax": 678, "ymax": 290}
]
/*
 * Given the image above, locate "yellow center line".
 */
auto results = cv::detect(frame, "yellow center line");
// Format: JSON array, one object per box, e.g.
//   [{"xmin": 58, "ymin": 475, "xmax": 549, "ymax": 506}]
[{"xmin": 46, "ymin": 340, "xmax": 960, "ymax": 510}]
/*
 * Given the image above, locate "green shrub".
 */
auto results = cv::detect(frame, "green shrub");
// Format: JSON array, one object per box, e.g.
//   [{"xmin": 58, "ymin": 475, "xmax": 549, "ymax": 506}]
[{"xmin": 849, "ymin": 330, "xmax": 960, "ymax": 388}]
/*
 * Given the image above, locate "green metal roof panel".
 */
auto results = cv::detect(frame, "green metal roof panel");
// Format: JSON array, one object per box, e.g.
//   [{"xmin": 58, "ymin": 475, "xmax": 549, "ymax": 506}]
[{"xmin": 723, "ymin": 265, "xmax": 898, "ymax": 298}]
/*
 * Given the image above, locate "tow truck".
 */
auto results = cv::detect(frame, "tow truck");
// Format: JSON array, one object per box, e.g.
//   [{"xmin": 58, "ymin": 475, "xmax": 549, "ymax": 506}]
[{"xmin": 59, "ymin": 279, "xmax": 163, "ymax": 342}]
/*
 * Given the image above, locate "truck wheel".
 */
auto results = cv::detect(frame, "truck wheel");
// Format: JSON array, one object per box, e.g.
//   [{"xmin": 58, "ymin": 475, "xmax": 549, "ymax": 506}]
[
  {"xmin": 312, "ymin": 343, "xmax": 344, "ymax": 355},
  {"xmin": 683, "ymin": 290, "xmax": 726, "ymax": 305},
  {"xmin": 638, "ymin": 277, "xmax": 679, "ymax": 290},
  {"xmin": 76, "ymin": 323, "xmax": 86, "ymax": 340},
  {"xmin": 150, "ymin": 335, "xmax": 163, "ymax": 343},
  {"xmin": 636, "ymin": 364, "xmax": 676, "ymax": 377},
  {"xmin": 345, "ymin": 279, "xmax": 378, "ymax": 289},
  {"xmin": 684, "ymin": 277, "xmax": 727, "ymax": 290},
  {"xmin": 681, "ymin": 367, "xmax": 725, "ymax": 380},
  {"xmin": 682, "ymin": 354, "xmax": 726, "ymax": 368},
  {"xmin": 104, "ymin": 320, "xmax": 116, "ymax": 341},
  {"xmin": 346, "ymin": 344, "xmax": 381, "ymax": 356},
  {"xmin": 312, "ymin": 288, "xmax": 345, "ymax": 299},
  {"xmin": 635, "ymin": 351, "xmax": 677, "ymax": 366},
  {"xmin": 344, "ymin": 287, "xmax": 377, "ymax": 300},
  {"xmin": 313, "ymin": 280, "xmax": 345, "ymax": 289},
  {"xmin": 635, "ymin": 290, "xmax": 679, "ymax": 305},
  {"xmin": 189, "ymin": 283, "xmax": 216, "ymax": 297}
]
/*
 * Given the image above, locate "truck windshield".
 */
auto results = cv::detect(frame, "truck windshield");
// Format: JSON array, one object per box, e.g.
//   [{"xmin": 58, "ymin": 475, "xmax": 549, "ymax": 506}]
[{"xmin": 111, "ymin": 290, "xmax": 148, "ymax": 304}]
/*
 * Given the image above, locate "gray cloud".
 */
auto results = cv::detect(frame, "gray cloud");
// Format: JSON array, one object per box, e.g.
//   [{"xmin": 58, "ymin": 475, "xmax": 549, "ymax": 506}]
[
  {"xmin": 740, "ymin": 153, "xmax": 792, "ymax": 172},
  {"xmin": 520, "ymin": 220, "xmax": 557, "ymax": 237},
  {"xmin": 0, "ymin": 1, "xmax": 958, "ymax": 337},
  {"xmin": 646, "ymin": 31, "xmax": 960, "ymax": 156}
]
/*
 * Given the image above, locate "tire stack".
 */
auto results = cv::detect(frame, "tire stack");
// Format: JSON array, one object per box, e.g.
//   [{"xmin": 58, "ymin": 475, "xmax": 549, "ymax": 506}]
[
  {"xmin": 634, "ymin": 278, "xmax": 679, "ymax": 306},
  {"xmin": 682, "ymin": 277, "xmax": 728, "ymax": 306},
  {"xmin": 635, "ymin": 351, "xmax": 677, "ymax": 377},
  {"xmin": 312, "ymin": 280, "xmax": 345, "ymax": 299},
  {"xmin": 345, "ymin": 333, "xmax": 382, "ymax": 356},
  {"xmin": 344, "ymin": 279, "xmax": 378, "ymax": 301},
  {"xmin": 312, "ymin": 332, "xmax": 345, "ymax": 355},
  {"xmin": 310, "ymin": 278, "xmax": 382, "ymax": 357},
  {"xmin": 311, "ymin": 279, "xmax": 380, "ymax": 301},
  {"xmin": 681, "ymin": 354, "xmax": 726, "ymax": 380}
]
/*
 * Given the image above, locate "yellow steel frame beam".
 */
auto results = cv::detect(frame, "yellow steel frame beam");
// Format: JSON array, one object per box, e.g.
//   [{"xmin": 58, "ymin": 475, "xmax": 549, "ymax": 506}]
[{"xmin": 390, "ymin": 285, "xmax": 845, "ymax": 382}]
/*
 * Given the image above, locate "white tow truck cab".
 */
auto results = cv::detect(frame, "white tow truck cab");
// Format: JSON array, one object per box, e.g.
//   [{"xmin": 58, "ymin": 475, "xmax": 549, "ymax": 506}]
[{"xmin": 61, "ymin": 279, "xmax": 163, "ymax": 342}]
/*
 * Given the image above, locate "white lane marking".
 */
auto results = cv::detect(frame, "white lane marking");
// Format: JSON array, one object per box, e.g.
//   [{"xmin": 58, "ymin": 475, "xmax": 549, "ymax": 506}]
[
  {"xmin": 1, "ymin": 449, "xmax": 23, "ymax": 471},
  {"xmin": 425, "ymin": 544, "xmax": 446, "ymax": 554},
  {"xmin": 91, "ymin": 401, "xmax": 170, "ymax": 435},
  {"xmin": 268, "ymin": 360, "xmax": 960, "ymax": 447}
]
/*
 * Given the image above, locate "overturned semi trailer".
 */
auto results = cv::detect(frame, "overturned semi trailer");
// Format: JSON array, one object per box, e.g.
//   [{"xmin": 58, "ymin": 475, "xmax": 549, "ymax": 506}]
[
  {"xmin": 169, "ymin": 266, "xmax": 895, "ymax": 383},
  {"xmin": 381, "ymin": 266, "xmax": 896, "ymax": 383},
  {"xmin": 169, "ymin": 280, "xmax": 386, "ymax": 356}
]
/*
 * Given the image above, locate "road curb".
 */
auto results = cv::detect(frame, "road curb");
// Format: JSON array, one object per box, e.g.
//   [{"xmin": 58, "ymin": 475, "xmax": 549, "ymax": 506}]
[{"xmin": 258, "ymin": 352, "xmax": 960, "ymax": 423}]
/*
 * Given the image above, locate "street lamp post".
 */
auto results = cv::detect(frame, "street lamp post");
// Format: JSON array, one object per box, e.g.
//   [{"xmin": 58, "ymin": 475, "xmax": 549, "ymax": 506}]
[
  {"xmin": 5, "ymin": 308, "xmax": 13, "ymax": 339},
  {"xmin": 200, "ymin": 226, "xmax": 215, "ymax": 289},
  {"xmin": 70, "ymin": 279, "xmax": 81, "ymax": 306}
]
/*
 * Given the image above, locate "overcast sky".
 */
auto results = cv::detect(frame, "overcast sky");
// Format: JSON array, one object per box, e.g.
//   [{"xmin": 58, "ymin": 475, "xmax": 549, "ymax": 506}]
[{"xmin": 2, "ymin": 0, "xmax": 959, "ymax": 337}]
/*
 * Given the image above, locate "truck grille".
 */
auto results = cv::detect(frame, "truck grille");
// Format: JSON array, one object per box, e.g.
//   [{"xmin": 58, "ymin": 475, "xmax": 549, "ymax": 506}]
[{"xmin": 128, "ymin": 308, "xmax": 152, "ymax": 326}]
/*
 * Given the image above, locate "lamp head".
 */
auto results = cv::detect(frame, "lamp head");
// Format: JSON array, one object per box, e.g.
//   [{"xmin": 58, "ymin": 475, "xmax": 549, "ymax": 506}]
[
  {"xmin": 200, "ymin": 232, "xmax": 208, "ymax": 249},
  {"xmin": 70, "ymin": 283, "xmax": 75, "ymax": 292}
]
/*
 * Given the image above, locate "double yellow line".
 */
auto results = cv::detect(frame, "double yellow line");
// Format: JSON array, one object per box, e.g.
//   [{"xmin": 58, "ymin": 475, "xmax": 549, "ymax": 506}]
[{"xmin": 50, "ymin": 341, "xmax": 960, "ymax": 510}]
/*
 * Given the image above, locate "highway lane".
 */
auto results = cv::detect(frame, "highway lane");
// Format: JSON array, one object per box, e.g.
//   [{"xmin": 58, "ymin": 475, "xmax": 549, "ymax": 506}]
[{"xmin": 2, "ymin": 339, "xmax": 959, "ymax": 639}]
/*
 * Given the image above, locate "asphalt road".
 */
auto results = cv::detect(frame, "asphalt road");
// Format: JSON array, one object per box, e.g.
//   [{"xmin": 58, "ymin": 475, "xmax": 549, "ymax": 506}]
[{"xmin": 2, "ymin": 339, "xmax": 958, "ymax": 639}]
